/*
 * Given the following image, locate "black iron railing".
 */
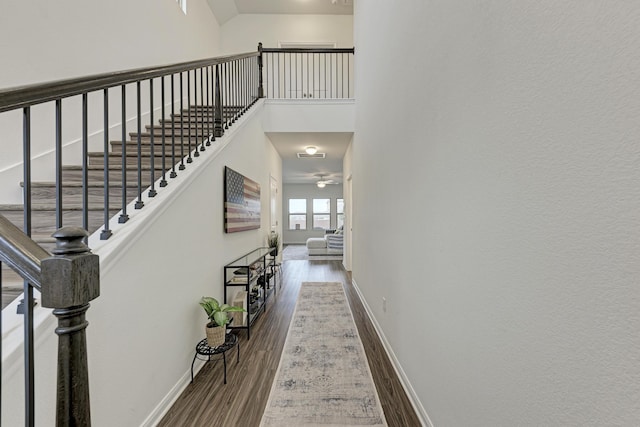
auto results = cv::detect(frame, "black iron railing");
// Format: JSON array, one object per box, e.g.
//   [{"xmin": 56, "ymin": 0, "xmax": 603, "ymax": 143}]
[
  {"xmin": 0, "ymin": 50, "xmax": 260, "ymax": 427},
  {"xmin": 260, "ymin": 45, "xmax": 355, "ymax": 99}
]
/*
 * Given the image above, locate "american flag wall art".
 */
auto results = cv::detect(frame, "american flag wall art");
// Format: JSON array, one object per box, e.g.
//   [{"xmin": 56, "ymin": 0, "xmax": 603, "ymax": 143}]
[{"xmin": 224, "ymin": 166, "xmax": 261, "ymax": 233}]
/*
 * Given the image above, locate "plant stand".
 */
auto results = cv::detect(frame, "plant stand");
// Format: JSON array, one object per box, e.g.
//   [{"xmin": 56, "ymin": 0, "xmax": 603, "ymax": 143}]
[{"xmin": 190, "ymin": 333, "xmax": 240, "ymax": 384}]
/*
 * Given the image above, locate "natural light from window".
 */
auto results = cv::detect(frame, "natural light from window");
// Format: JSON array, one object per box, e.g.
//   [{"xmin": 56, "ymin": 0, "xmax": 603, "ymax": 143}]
[
  {"xmin": 313, "ymin": 198, "xmax": 331, "ymax": 230},
  {"xmin": 289, "ymin": 199, "xmax": 307, "ymax": 230}
]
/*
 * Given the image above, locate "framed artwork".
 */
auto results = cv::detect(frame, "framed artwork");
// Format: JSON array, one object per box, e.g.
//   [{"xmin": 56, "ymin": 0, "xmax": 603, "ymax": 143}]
[{"xmin": 224, "ymin": 166, "xmax": 261, "ymax": 233}]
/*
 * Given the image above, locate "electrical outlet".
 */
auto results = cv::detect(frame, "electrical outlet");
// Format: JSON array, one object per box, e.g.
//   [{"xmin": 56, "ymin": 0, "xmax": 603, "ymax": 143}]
[{"xmin": 382, "ymin": 297, "xmax": 387, "ymax": 313}]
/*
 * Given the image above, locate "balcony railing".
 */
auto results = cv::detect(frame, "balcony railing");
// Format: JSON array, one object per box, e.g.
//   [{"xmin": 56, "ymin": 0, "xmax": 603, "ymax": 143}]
[{"xmin": 260, "ymin": 45, "xmax": 355, "ymax": 99}]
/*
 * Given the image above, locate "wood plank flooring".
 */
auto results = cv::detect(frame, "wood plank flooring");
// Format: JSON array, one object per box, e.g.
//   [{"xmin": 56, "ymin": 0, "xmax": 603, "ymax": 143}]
[{"xmin": 158, "ymin": 260, "xmax": 422, "ymax": 427}]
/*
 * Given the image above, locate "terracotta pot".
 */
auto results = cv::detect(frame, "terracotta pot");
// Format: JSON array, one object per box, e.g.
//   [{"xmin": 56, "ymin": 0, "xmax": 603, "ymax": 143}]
[{"xmin": 205, "ymin": 324, "xmax": 225, "ymax": 347}]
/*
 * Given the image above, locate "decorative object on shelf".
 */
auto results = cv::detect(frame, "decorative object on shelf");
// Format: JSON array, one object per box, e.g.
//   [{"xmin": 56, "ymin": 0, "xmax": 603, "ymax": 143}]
[
  {"xmin": 199, "ymin": 297, "xmax": 245, "ymax": 347},
  {"xmin": 224, "ymin": 247, "xmax": 277, "ymax": 340},
  {"xmin": 224, "ymin": 166, "xmax": 261, "ymax": 233},
  {"xmin": 267, "ymin": 231, "xmax": 280, "ymax": 256}
]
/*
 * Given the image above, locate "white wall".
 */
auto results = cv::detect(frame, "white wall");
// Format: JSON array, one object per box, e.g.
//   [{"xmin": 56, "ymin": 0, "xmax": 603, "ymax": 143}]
[
  {"xmin": 354, "ymin": 1, "xmax": 640, "ymax": 426},
  {"xmin": 220, "ymin": 14, "xmax": 353, "ymax": 54},
  {"xmin": 282, "ymin": 183, "xmax": 343, "ymax": 245},
  {"xmin": 0, "ymin": 0, "xmax": 222, "ymax": 203},
  {"xmin": 1, "ymin": 104, "xmax": 283, "ymax": 426},
  {"xmin": 342, "ymin": 138, "xmax": 353, "ymax": 271}
]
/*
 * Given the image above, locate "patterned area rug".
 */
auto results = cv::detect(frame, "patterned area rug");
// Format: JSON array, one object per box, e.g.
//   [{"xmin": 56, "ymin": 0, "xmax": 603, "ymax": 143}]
[
  {"xmin": 260, "ymin": 282, "xmax": 387, "ymax": 427},
  {"xmin": 282, "ymin": 245, "xmax": 344, "ymax": 261}
]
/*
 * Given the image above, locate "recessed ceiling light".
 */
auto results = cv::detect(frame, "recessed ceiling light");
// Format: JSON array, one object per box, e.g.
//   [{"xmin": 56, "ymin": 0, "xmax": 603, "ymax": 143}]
[{"xmin": 305, "ymin": 146, "xmax": 318, "ymax": 155}]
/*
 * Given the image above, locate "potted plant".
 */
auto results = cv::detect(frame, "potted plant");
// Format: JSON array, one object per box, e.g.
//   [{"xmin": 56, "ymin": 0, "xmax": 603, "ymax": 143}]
[
  {"xmin": 267, "ymin": 231, "xmax": 280, "ymax": 256},
  {"xmin": 199, "ymin": 297, "xmax": 245, "ymax": 347}
]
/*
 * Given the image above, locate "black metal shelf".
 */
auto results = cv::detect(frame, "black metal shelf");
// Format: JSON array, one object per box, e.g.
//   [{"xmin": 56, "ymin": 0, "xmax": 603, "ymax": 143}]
[{"xmin": 224, "ymin": 247, "xmax": 277, "ymax": 339}]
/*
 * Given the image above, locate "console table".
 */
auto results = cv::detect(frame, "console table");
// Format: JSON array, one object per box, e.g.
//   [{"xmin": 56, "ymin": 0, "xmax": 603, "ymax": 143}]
[{"xmin": 224, "ymin": 247, "xmax": 277, "ymax": 339}]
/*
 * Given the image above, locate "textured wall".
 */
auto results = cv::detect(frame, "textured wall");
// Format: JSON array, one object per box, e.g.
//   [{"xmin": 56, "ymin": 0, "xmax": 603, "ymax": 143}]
[{"xmin": 353, "ymin": 1, "xmax": 640, "ymax": 425}]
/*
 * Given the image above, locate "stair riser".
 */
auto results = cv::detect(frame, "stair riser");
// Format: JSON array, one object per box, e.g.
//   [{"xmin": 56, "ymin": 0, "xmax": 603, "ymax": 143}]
[
  {"xmin": 88, "ymin": 155, "xmax": 179, "ymax": 168},
  {"xmin": 62, "ymin": 168, "xmax": 169, "ymax": 184},
  {"xmin": 0, "ymin": 209, "xmax": 120, "ymax": 237},
  {"xmin": 30, "ymin": 186, "xmax": 141, "ymax": 205},
  {"xmin": 111, "ymin": 142, "xmax": 209, "ymax": 154},
  {"xmin": 123, "ymin": 134, "xmax": 211, "ymax": 144}
]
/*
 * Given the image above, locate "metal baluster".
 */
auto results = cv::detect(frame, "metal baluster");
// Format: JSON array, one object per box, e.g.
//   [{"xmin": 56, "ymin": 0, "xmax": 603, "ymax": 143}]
[
  {"xmin": 160, "ymin": 76, "xmax": 168, "ymax": 187},
  {"xmin": 241, "ymin": 58, "xmax": 245, "ymax": 115},
  {"xmin": 186, "ymin": 71, "xmax": 193, "ymax": 163},
  {"xmin": 330, "ymin": 53, "xmax": 333, "ymax": 99},
  {"xmin": 192, "ymin": 69, "xmax": 200, "ymax": 158},
  {"xmin": 342, "ymin": 53, "xmax": 345, "ymax": 98},
  {"xmin": 148, "ymin": 79, "xmax": 157, "ymax": 197},
  {"xmin": 258, "ymin": 43, "xmax": 264, "ymax": 99},
  {"xmin": 324, "ymin": 53, "xmax": 327, "ymax": 99},
  {"xmin": 135, "ymin": 82, "xmax": 144, "ymax": 209},
  {"xmin": 55, "ymin": 99, "xmax": 63, "ymax": 229},
  {"xmin": 179, "ymin": 73, "xmax": 185, "ymax": 170},
  {"xmin": 214, "ymin": 64, "xmax": 223, "ymax": 137},
  {"xmin": 347, "ymin": 53, "xmax": 350, "ymax": 98},
  {"xmin": 119, "ymin": 85, "xmax": 129, "ymax": 223},
  {"xmin": 200, "ymin": 67, "xmax": 206, "ymax": 151},
  {"xmin": 101, "ymin": 89, "xmax": 112, "ymax": 239},
  {"xmin": 22, "ymin": 105, "xmax": 35, "ymax": 427},
  {"xmin": 170, "ymin": 74, "xmax": 178, "ymax": 177},
  {"xmin": 206, "ymin": 66, "xmax": 212, "ymax": 145},
  {"xmin": 82, "ymin": 93, "xmax": 89, "ymax": 232},
  {"xmin": 232, "ymin": 61, "xmax": 237, "ymax": 124},
  {"xmin": 210, "ymin": 65, "xmax": 215, "ymax": 142},
  {"xmin": 313, "ymin": 53, "xmax": 315, "ymax": 98},
  {"xmin": 224, "ymin": 62, "xmax": 229, "ymax": 129}
]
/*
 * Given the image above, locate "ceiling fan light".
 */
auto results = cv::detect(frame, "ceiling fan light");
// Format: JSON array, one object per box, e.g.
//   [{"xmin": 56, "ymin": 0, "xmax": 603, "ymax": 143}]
[
  {"xmin": 317, "ymin": 181, "xmax": 326, "ymax": 188},
  {"xmin": 305, "ymin": 146, "xmax": 318, "ymax": 155}
]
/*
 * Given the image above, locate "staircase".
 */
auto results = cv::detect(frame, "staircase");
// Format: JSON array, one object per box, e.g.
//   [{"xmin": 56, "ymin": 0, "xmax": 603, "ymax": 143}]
[{"xmin": 0, "ymin": 105, "xmax": 240, "ymax": 309}]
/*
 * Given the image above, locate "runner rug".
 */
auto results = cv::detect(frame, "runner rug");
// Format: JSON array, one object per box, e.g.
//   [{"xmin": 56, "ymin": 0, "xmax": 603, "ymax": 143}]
[{"xmin": 260, "ymin": 282, "xmax": 388, "ymax": 427}]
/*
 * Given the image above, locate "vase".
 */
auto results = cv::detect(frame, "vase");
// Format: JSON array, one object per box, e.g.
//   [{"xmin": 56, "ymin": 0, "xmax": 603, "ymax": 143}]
[{"xmin": 206, "ymin": 324, "xmax": 226, "ymax": 347}]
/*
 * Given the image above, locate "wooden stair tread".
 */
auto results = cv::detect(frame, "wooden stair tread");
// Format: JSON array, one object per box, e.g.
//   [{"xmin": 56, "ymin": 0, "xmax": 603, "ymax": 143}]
[{"xmin": 0, "ymin": 203, "xmax": 122, "ymax": 211}]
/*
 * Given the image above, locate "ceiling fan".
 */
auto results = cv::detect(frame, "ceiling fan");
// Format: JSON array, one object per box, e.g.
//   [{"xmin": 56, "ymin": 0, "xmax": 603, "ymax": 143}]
[{"xmin": 316, "ymin": 174, "xmax": 339, "ymax": 188}]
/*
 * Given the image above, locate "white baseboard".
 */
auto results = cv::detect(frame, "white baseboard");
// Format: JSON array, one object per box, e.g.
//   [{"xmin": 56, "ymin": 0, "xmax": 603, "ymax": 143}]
[
  {"xmin": 140, "ymin": 359, "xmax": 206, "ymax": 427},
  {"xmin": 351, "ymin": 278, "xmax": 434, "ymax": 427}
]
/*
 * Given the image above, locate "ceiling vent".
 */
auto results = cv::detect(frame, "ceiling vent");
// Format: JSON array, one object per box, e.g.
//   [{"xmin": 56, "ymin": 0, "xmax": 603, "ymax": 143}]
[{"xmin": 297, "ymin": 153, "xmax": 326, "ymax": 159}]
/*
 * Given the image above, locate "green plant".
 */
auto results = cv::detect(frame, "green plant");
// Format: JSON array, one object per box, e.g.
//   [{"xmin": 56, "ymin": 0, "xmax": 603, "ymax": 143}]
[{"xmin": 199, "ymin": 297, "xmax": 245, "ymax": 328}]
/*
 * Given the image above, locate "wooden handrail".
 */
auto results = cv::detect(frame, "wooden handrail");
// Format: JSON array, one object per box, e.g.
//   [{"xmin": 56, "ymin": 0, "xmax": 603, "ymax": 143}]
[
  {"xmin": 0, "ymin": 51, "xmax": 258, "ymax": 113},
  {"xmin": 261, "ymin": 47, "xmax": 355, "ymax": 54},
  {"xmin": 0, "ymin": 214, "xmax": 48, "ymax": 290}
]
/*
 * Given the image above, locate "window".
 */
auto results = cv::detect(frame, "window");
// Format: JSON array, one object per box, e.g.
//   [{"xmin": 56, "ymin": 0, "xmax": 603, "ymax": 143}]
[
  {"xmin": 313, "ymin": 198, "xmax": 331, "ymax": 230},
  {"xmin": 288, "ymin": 199, "xmax": 306, "ymax": 230},
  {"xmin": 176, "ymin": 0, "xmax": 187, "ymax": 14},
  {"xmin": 337, "ymin": 198, "xmax": 345, "ymax": 230}
]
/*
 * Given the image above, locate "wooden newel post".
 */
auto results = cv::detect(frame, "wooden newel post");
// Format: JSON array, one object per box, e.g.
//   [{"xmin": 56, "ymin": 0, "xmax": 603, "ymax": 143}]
[
  {"xmin": 41, "ymin": 227, "xmax": 100, "ymax": 427},
  {"xmin": 257, "ymin": 42, "xmax": 264, "ymax": 98},
  {"xmin": 214, "ymin": 63, "xmax": 224, "ymax": 138}
]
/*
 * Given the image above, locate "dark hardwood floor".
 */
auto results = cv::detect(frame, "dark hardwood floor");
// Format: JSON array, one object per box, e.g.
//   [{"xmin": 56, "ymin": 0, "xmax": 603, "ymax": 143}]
[{"xmin": 158, "ymin": 260, "xmax": 422, "ymax": 427}]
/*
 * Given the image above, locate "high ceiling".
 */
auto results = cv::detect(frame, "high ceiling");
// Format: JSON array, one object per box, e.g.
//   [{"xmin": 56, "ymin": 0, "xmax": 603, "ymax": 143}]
[{"xmin": 208, "ymin": 0, "xmax": 353, "ymax": 25}]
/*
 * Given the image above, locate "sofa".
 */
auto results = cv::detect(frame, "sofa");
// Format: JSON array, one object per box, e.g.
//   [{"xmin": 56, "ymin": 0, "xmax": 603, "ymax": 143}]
[{"xmin": 306, "ymin": 229, "xmax": 344, "ymax": 255}]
